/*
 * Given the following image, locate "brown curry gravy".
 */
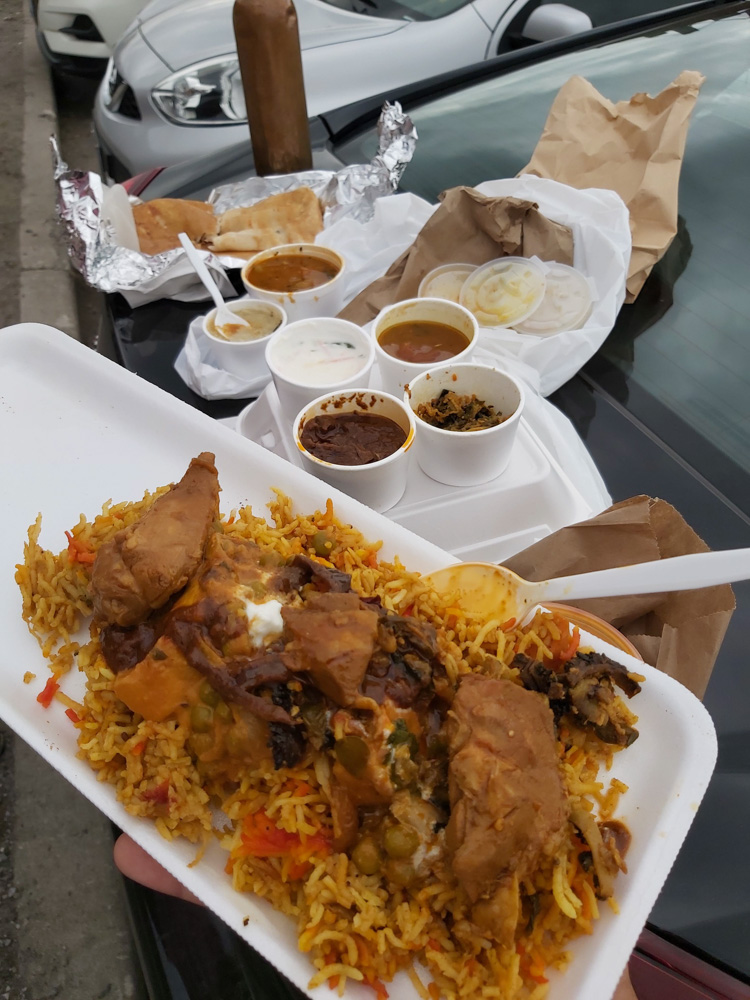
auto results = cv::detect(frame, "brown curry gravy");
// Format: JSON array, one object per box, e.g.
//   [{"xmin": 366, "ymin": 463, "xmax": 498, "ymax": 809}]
[
  {"xmin": 377, "ymin": 320, "xmax": 470, "ymax": 364},
  {"xmin": 300, "ymin": 412, "xmax": 407, "ymax": 465},
  {"xmin": 246, "ymin": 253, "xmax": 339, "ymax": 293}
]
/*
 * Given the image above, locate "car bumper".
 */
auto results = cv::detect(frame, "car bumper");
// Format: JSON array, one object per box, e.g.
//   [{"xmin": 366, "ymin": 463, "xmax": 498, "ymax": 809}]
[
  {"xmin": 36, "ymin": 26, "xmax": 108, "ymax": 74},
  {"xmin": 93, "ymin": 86, "xmax": 251, "ymax": 180}
]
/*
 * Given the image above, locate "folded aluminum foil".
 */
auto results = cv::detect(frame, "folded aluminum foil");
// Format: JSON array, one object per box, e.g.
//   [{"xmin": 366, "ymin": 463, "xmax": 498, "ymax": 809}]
[{"xmin": 52, "ymin": 102, "xmax": 418, "ymax": 301}]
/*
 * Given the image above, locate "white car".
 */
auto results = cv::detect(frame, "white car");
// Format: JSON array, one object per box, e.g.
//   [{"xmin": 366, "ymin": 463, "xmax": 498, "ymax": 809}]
[
  {"xmin": 93, "ymin": 0, "xmax": 591, "ymax": 180},
  {"xmin": 34, "ymin": 0, "xmax": 151, "ymax": 75}
]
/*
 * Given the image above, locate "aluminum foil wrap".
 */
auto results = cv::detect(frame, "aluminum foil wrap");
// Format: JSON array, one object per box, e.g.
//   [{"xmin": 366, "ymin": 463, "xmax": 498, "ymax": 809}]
[
  {"xmin": 210, "ymin": 102, "xmax": 418, "ymax": 222},
  {"xmin": 52, "ymin": 102, "xmax": 417, "ymax": 307}
]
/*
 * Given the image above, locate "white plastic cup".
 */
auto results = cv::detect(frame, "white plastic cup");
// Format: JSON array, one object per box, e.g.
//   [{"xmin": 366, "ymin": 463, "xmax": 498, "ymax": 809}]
[
  {"xmin": 265, "ymin": 317, "xmax": 375, "ymax": 422},
  {"xmin": 293, "ymin": 390, "xmax": 416, "ymax": 513},
  {"xmin": 201, "ymin": 298, "xmax": 287, "ymax": 379},
  {"xmin": 373, "ymin": 297, "xmax": 478, "ymax": 398},
  {"xmin": 241, "ymin": 244, "xmax": 346, "ymax": 323},
  {"xmin": 405, "ymin": 363, "xmax": 525, "ymax": 486}
]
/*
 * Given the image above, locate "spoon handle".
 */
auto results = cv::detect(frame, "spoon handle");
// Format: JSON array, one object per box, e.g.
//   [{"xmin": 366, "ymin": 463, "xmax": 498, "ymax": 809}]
[
  {"xmin": 178, "ymin": 232, "xmax": 224, "ymax": 310},
  {"xmin": 537, "ymin": 547, "xmax": 750, "ymax": 603}
]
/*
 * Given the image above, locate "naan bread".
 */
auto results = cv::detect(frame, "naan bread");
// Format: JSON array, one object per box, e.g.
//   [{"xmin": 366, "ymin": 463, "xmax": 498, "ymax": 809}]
[
  {"xmin": 209, "ymin": 187, "xmax": 324, "ymax": 253},
  {"xmin": 133, "ymin": 199, "xmax": 218, "ymax": 256}
]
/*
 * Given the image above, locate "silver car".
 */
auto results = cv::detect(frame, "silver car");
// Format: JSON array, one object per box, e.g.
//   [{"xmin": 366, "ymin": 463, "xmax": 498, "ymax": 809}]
[{"xmin": 93, "ymin": 0, "xmax": 591, "ymax": 180}]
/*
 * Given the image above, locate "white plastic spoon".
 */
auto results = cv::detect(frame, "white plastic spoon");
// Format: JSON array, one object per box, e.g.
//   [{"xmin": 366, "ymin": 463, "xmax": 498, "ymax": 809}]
[
  {"xmin": 178, "ymin": 231, "xmax": 250, "ymax": 334},
  {"xmin": 424, "ymin": 548, "xmax": 750, "ymax": 624}
]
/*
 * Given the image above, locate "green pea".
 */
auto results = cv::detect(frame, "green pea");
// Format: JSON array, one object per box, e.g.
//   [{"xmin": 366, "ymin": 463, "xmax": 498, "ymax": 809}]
[
  {"xmin": 199, "ymin": 680, "xmax": 220, "ymax": 707},
  {"xmin": 248, "ymin": 579, "xmax": 266, "ymax": 599},
  {"xmin": 351, "ymin": 837, "xmax": 381, "ymax": 876},
  {"xmin": 312, "ymin": 531, "xmax": 334, "ymax": 558},
  {"xmin": 190, "ymin": 703, "xmax": 214, "ymax": 733},
  {"xmin": 383, "ymin": 824, "xmax": 419, "ymax": 859},
  {"xmin": 386, "ymin": 858, "xmax": 416, "ymax": 887},
  {"xmin": 334, "ymin": 736, "xmax": 369, "ymax": 777},
  {"xmin": 215, "ymin": 699, "xmax": 232, "ymax": 721}
]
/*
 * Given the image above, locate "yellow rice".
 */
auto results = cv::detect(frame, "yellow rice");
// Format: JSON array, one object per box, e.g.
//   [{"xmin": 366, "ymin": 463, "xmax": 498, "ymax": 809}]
[{"xmin": 16, "ymin": 485, "xmax": 637, "ymax": 1000}]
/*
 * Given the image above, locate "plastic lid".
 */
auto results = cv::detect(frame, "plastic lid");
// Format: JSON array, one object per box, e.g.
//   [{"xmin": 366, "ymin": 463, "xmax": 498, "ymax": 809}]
[
  {"xmin": 513, "ymin": 263, "xmax": 593, "ymax": 335},
  {"xmin": 459, "ymin": 256, "xmax": 546, "ymax": 328},
  {"xmin": 418, "ymin": 263, "xmax": 476, "ymax": 303}
]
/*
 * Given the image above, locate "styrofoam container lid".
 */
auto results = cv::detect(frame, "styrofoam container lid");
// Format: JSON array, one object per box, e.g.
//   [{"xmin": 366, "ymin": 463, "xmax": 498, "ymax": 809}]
[
  {"xmin": 459, "ymin": 255, "xmax": 546, "ymax": 328},
  {"xmin": 417, "ymin": 263, "xmax": 476, "ymax": 303},
  {"xmin": 513, "ymin": 262, "xmax": 593, "ymax": 336}
]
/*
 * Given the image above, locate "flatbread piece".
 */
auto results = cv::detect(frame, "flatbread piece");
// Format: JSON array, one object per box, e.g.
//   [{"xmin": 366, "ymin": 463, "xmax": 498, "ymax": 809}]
[
  {"xmin": 208, "ymin": 187, "xmax": 324, "ymax": 254},
  {"xmin": 133, "ymin": 199, "xmax": 218, "ymax": 256}
]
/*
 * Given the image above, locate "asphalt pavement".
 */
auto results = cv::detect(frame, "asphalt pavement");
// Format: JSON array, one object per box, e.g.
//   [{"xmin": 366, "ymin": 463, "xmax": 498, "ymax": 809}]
[{"xmin": 0, "ymin": 0, "xmax": 147, "ymax": 996}]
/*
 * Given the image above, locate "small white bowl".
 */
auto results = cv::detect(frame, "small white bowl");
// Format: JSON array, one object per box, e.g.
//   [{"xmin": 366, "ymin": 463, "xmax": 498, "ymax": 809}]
[
  {"xmin": 265, "ymin": 317, "xmax": 375, "ymax": 421},
  {"xmin": 372, "ymin": 297, "xmax": 478, "ymax": 398},
  {"xmin": 405, "ymin": 363, "xmax": 525, "ymax": 486},
  {"xmin": 459, "ymin": 256, "xmax": 546, "ymax": 328},
  {"xmin": 241, "ymin": 243, "xmax": 346, "ymax": 323},
  {"xmin": 293, "ymin": 390, "xmax": 416, "ymax": 513},
  {"xmin": 417, "ymin": 263, "xmax": 476, "ymax": 302},
  {"xmin": 201, "ymin": 298, "xmax": 286, "ymax": 379}
]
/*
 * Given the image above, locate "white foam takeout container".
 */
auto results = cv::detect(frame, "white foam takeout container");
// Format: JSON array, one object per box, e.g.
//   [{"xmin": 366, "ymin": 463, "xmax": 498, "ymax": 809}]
[
  {"xmin": 0, "ymin": 324, "xmax": 718, "ymax": 1000},
  {"xmin": 238, "ymin": 376, "xmax": 592, "ymax": 563}
]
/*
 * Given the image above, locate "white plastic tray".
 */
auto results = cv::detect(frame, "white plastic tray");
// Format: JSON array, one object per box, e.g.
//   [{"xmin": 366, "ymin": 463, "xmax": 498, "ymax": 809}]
[
  {"xmin": 0, "ymin": 325, "xmax": 717, "ymax": 1000},
  {"xmin": 236, "ymin": 382, "xmax": 596, "ymax": 563}
]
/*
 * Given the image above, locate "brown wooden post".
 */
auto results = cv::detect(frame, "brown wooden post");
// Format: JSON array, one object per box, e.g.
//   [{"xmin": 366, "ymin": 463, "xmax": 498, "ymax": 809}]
[{"xmin": 233, "ymin": 0, "xmax": 313, "ymax": 176}]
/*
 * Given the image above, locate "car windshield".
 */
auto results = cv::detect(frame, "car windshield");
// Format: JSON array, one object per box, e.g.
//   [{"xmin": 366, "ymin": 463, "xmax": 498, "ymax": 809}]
[
  {"xmin": 318, "ymin": 0, "xmax": 472, "ymax": 22},
  {"xmin": 336, "ymin": 10, "xmax": 750, "ymax": 480}
]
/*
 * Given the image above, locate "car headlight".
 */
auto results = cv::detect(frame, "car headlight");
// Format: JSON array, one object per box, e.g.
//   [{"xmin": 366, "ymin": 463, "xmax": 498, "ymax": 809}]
[{"xmin": 152, "ymin": 57, "xmax": 247, "ymax": 126}]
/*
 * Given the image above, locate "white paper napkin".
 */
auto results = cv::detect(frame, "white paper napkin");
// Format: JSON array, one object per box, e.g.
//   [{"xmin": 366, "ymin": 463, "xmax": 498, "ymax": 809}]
[{"xmin": 174, "ymin": 317, "xmax": 272, "ymax": 399}]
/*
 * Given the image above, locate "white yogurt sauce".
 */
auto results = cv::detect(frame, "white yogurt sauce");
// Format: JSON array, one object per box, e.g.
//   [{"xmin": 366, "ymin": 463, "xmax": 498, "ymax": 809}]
[
  {"xmin": 242, "ymin": 597, "xmax": 284, "ymax": 645},
  {"xmin": 269, "ymin": 320, "xmax": 369, "ymax": 385}
]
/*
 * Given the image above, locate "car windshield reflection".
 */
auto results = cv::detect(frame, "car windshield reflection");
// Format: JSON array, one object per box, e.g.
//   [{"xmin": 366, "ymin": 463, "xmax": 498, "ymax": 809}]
[{"xmin": 337, "ymin": 12, "xmax": 750, "ymax": 476}]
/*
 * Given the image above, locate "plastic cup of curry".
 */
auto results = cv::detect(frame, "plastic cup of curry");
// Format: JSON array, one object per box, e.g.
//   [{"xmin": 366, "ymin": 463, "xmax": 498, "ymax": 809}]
[
  {"xmin": 201, "ymin": 298, "xmax": 287, "ymax": 379},
  {"xmin": 241, "ymin": 243, "xmax": 346, "ymax": 323},
  {"xmin": 293, "ymin": 389, "xmax": 416, "ymax": 513},
  {"xmin": 372, "ymin": 297, "xmax": 478, "ymax": 398},
  {"xmin": 405, "ymin": 362, "xmax": 525, "ymax": 486}
]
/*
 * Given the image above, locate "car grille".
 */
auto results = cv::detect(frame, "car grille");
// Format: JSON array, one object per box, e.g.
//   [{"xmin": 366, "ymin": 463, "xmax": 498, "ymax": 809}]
[
  {"xmin": 117, "ymin": 87, "xmax": 140, "ymax": 120},
  {"xmin": 106, "ymin": 68, "xmax": 142, "ymax": 121}
]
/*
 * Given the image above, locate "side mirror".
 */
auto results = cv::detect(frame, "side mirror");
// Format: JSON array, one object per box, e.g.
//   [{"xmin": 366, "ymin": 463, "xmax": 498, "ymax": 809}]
[{"xmin": 522, "ymin": 3, "xmax": 593, "ymax": 41}]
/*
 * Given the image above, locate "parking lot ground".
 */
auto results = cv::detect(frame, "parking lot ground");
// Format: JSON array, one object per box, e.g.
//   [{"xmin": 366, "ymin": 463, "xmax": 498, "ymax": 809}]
[{"xmin": 0, "ymin": 1, "xmax": 146, "ymax": 997}]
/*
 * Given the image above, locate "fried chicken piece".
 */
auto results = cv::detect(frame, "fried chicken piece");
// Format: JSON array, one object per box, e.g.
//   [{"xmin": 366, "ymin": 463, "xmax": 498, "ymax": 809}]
[
  {"xmin": 445, "ymin": 675, "xmax": 568, "ymax": 942},
  {"xmin": 90, "ymin": 452, "xmax": 220, "ymax": 626}
]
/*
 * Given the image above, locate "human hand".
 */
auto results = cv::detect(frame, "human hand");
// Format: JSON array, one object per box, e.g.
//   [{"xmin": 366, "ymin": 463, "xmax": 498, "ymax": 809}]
[
  {"xmin": 113, "ymin": 832, "xmax": 202, "ymax": 906},
  {"xmin": 613, "ymin": 968, "xmax": 638, "ymax": 1000}
]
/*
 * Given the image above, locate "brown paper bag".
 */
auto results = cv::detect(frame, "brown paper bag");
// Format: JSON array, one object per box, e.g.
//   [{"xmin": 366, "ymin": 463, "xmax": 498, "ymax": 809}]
[
  {"xmin": 521, "ymin": 71, "xmax": 705, "ymax": 302},
  {"xmin": 340, "ymin": 186, "xmax": 574, "ymax": 326},
  {"xmin": 504, "ymin": 495, "xmax": 735, "ymax": 699}
]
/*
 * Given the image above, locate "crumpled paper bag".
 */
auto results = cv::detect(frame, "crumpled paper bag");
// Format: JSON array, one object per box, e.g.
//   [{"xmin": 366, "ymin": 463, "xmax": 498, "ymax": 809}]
[
  {"xmin": 340, "ymin": 186, "xmax": 573, "ymax": 326},
  {"xmin": 504, "ymin": 495, "xmax": 735, "ymax": 699},
  {"xmin": 521, "ymin": 71, "xmax": 704, "ymax": 302}
]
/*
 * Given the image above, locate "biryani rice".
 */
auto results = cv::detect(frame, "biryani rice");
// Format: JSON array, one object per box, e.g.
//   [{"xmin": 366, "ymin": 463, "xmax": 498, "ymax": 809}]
[{"xmin": 17, "ymin": 484, "xmax": 636, "ymax": 1000}]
